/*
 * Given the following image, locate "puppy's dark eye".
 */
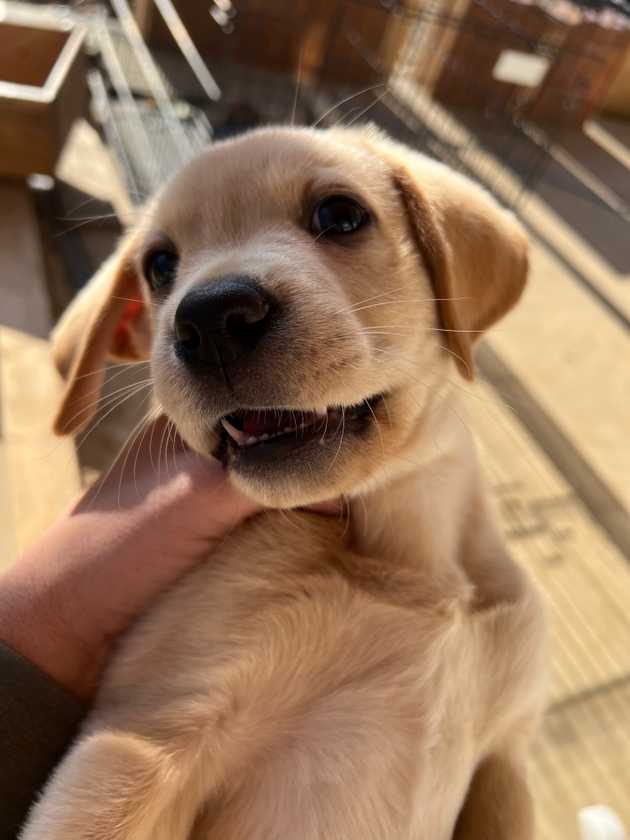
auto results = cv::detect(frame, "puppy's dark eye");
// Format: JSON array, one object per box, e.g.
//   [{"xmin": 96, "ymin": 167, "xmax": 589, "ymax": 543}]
[
  {"xmin": 144, "ymin": 249, "xmax": 179, "ymax": 292},
  {"xmin": 311, "ymin": 196, "xmax": 369, "ymax": 237}
]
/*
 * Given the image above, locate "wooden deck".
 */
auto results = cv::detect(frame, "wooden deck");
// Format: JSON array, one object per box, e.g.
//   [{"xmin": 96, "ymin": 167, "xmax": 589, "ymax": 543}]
[
  {"xmin": 0, "ymin": 327, "xmax": 81, "ymax": 563},
  {"xmin": 466, "ymin": 380, "xmax": 630, "ymax": 837},
  {"xmin": 1, "ymin": 113, "xmax": 630, "ymax": 837}
]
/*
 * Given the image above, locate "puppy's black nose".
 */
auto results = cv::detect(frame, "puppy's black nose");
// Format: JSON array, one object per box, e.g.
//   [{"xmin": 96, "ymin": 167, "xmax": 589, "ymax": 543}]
[{"xmin": 174, "ymin": 275, "xmax": 272, "ymax": 368}]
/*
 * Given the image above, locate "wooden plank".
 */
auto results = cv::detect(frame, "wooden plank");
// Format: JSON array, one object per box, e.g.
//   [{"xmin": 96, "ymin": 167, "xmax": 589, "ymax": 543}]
[
  {"xmin": 0, "ymin": 9, "xmax": 87, "ymax": 178},
  {"xmin": 463, "ymin": 378, "xmax": 630, "ymax": 839},
  {"xmin": 0, "ymin": 180, "xmax": 52, "ymax": 338},
  {"xmin": 0, "ymin": 327, "xmax": 81, "ymax": 564},
  {"xmin": 531, "ymin": 682, "xmax": 630, "ymax": 839},
  {"xmin": 488, "ymin": 242, "xmax": 630, "ymax": 515},
  {"xmin": 465, "ymin": 379, "xmax": 630, "ymax": 705},
  {"xmin": 519, "ymin": 183, "xmax": 630, "ymax": 313},
  {"xmin": 589, "ymin": 117, "xmax": 630, "ymax": 171}
]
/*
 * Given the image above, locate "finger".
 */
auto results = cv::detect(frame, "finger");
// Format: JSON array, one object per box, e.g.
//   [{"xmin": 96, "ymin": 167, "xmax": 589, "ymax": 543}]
[{"xmin": 75, "ymin": 415, "xmax": 261, "ymax": 532}]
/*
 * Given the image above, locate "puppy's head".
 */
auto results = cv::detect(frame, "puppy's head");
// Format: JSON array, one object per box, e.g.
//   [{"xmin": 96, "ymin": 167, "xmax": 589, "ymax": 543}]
[{"xmin": 53, "ymin": 126, "xmax": 527, "ymax": 506}]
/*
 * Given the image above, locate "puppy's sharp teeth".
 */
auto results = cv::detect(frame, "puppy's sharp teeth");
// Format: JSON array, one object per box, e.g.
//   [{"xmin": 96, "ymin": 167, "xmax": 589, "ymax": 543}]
[
  {"xmin": 221, "ymin": 417, "xmax": 249, "ymax": 447},
  {"xmin": 246, "ymin": 436, "xmax": 258, "ymax": 445}
]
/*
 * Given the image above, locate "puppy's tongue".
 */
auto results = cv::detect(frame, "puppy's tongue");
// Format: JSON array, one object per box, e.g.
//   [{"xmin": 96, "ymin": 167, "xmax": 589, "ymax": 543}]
[{"xmin": 222, "ymin": 408, "xmax": 325, "ymax": 446}]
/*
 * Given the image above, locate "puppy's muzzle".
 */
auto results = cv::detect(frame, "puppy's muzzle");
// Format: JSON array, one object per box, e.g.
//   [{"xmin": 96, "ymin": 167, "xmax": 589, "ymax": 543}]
[{"xmin": 174, "ymin": 275, "xmax": 274, "ymax": 376}]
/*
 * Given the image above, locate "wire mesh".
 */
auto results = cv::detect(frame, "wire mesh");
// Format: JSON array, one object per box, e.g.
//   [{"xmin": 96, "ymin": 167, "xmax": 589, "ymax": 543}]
[{"xmin": 79, "ymin": 0, "xmax": 629, "ymax": 213}]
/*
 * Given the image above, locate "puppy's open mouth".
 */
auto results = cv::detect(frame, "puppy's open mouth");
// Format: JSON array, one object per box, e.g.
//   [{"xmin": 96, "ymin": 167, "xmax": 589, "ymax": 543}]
[{"xmin": 215, "ymin": 394, "xmax": 383, "ymax": 466}]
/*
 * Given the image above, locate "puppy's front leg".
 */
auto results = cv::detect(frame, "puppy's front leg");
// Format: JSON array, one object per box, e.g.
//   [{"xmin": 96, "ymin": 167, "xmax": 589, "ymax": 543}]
[
  {"xmin": 20, "ymin": 731, "xmax": 200, "ymax": 840},
  {"xmin": 453, "ymin": 752, "xmax": 535, "ymax": 840}
]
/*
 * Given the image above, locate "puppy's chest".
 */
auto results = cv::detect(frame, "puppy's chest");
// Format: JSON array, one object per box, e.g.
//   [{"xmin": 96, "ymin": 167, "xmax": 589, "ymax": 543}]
[{"xmin": 97, "ymin": 515, "xmax": 461, "ymax": 723}]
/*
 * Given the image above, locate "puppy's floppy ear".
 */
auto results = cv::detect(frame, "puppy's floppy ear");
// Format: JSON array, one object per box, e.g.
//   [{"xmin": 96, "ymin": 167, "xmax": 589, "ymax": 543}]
[
  {"xmin": 52, "ymin": 230, "xmax": 151, "ymax": 435},
  {"xmin": 352, "ymin": 125, "xmax": 527, "ymax": 379},
  {"xmin": 393, "ymin": 162, "xmax": 528, "ymax": 379}
]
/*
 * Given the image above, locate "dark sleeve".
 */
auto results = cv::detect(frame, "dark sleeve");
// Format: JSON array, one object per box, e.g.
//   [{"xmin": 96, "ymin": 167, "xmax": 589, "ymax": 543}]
[{"xmin": 0, "ymin": 642, "xmax": 85, "ymax": 840}]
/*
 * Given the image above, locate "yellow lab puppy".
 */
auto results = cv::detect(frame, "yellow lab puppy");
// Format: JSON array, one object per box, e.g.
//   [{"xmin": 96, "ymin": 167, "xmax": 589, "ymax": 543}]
[{"xmin": 22, "ymin": 126, "xmax": 547, "ymax": 840}]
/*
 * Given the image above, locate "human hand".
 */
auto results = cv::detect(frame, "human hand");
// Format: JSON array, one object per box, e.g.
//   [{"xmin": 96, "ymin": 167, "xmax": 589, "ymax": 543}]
[{"xmin": 0, "ymin": 416, "xmax": 260, "ymax": 700}]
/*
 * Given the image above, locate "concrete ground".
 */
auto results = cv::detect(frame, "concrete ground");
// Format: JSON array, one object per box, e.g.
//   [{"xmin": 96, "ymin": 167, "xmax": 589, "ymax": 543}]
[{"xmin": 1, "ymin": 99, "xmax": 630, "ymax": 837}]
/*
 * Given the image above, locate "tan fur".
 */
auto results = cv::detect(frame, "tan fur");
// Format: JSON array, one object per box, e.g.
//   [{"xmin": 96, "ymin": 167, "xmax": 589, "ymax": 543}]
[
  {"xmin": 52, "ymin": 229, "xmax": 153, "ymax": 435},
  {"xmin": 22, "ymin": 126, "xmax": 546, "ymax": 839}
]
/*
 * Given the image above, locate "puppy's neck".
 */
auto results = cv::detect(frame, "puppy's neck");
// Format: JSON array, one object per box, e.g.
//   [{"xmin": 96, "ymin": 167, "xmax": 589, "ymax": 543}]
[{"xmin": 349, "ymin": 390, "xmax": 520, "ymax": 608}]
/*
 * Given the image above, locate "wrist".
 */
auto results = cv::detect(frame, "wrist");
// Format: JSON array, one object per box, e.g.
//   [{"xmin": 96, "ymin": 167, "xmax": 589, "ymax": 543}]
[{"xmin": 0, "ymin": 561, "xmax": 106, "ymax": 701}]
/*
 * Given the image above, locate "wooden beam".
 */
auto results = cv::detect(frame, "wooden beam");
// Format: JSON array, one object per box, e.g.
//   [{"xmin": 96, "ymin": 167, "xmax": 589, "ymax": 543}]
[{"xmin": 0, "ymin": 180, "xmax": 51, "ymax": 338}]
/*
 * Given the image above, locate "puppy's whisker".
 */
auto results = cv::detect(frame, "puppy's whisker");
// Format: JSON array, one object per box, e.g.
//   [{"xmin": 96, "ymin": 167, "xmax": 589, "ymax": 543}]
[
  {"xmin": 354, "ymin": 493, "xmax": 369, "ymax": 540},
  {"xmin": 371, "ymin": 348, "xmax": 527, "ymax": 476},
  {"xmin": 116, "ymin": 402, "xmax": 155, "ymax": 508},
  {"xmin": 320, "ymin": 407, "xmax": 330, "ymax": 444},
  {"xmin": 28, "ymin": 374, "xmax": 148, "ymax": 467},
  {"xmin": 53, "ymin": 214, "xmax": 120, "ymax": 239},
  {"xmin": 64, "ymin": 378, "xmax": 155, "ymax": 433},
  {"xmin": 339, "ymin": 494, "xmax": 351, "ymax": 541},
  {"xmin": 57, "ymin": 210, "xmax": 119, "ymax": 223},
  {"xmin": 370, "ymin": 347, "xmax": 433, "ymax": 392},
  {"xmin": 360, "ymin": 324, "xmax": 485, "ymax": 337},
  {"xmin": 328, "ymin": 406, "xmax": 346, "ymax": 472},
  {"xmin": 168, "ymin": 420, "xmax": 178, "ymax": 477},
  {"xmin": 276, "ymin": 507, "xmax": 305, "ymax": 536},
  {"xmin": 343, "ymin": 283, "xmax": 419, "ymax": 312},
  {"xmin": 361, "ymin": 330, "xmax": 414, "ymax": 339},
  {"xmin": 447, "ymin": 401, "xmax": 473, "ymax": 439},
  {"xmin": 442, "ymin": 375, "xmax": 517, "ymax": 415},
  {"xmin": 344, "ymin": 87, "xmax": 390, "ymax": 129},
  {"xmin": 157, "ymin": 416, "xmax": 176, "ymax": 484},
  {"xmin": 168, "ymin": 418, "xmax": 179, "ymax": 478},
  {"xmin": 313, "ymin": 224, "xmax": 336, "ymax": 243},
  {"xmin": 66, "ymin": 195, "xmax": 121, "ymax": 216},
  {"xmin": 346, "ymin": 296, "xmax": 469, "ymax": 315},
  {"xmin": 55, "ymin": 203, "xmax": 118, "ymax": 222},
  {"xmin": 311, "ymin": 83, "xmax": 385, "ymax": 128},
  {"xmin": 364, "ymin": 397, "xmax": 385, "ymax": 460},
  {"xmin": 133, "ymin": 405, "xmax": 162, "ymax": 494},
  {"xmin": 81, "ymin": 393, "xmax": 155, "ymax": 511},
  {"xmin": 358, "ymin": 325, "xmax": 418, "ymax": 333},
  {"xmin": 436, "ymin": 343, "xmax": 472, "ymax": 376},
  {"xmin": 163, "ymin": 417, "xmax": 175, "ymax": 478},
  {"xmin": 110, "ymin": 296, "xmax": 146, "ymax": 304},
  {"xmin": 290, "ymin": 45, "xmax": 304, "ymax": 127},
  {"xmin": 161, "ymin": 418, "xmax": 172, "ymax": 479},
  {"xmin": 377, "ymin": 339, "xmax": 471, "ymax": 378},
  {"xmin": 157, "ymin": 416, "xmax": 171, "ymax": 483},
  {"xmin": 381, "ymin": 393, "xmax": 393, "ymax": 427},
  {"xmin": 73, "ymin": 383, "xmax": 154, "ymax": 461},
  {"xmin": 336, "ymin": 105, "xmax": 364, "ymax": 128},
  {"xmin": 431, "ymin": 328, "xmax": 486, "ymax": 334},
  {"xmin": 148, "ymin": 411, "xmax": 162, "ymax": 473},
  {"xmin": 70, "ymin": 360, "xmax": 150, "ymax": 384}
]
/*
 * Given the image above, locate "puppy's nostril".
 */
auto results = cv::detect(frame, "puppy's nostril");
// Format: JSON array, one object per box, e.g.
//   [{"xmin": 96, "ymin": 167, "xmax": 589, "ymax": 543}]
[
  {"xmin": 225, "ymin": 302, "xmax": 269, "ymax": 339},
  {"xmin": 175, "ymin": 321, "xmax": 202, "ymax": 358},
  {"xmin": 173, "ymin": 276, "xmax": 274, "ymax": 369}
]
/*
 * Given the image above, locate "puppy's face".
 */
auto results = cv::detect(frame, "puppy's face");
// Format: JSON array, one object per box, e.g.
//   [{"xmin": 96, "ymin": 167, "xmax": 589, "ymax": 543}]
[
  {"xmin": 53, "ymin": 127, "xmax": 528, "ymax": 507},
  {"xmin": 144, "ymin": 128, "xmax": 445, "ymax": 505}
]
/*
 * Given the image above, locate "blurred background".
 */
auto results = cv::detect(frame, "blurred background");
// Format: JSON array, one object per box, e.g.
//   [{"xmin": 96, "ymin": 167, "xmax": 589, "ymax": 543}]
[{"xmin": 0, "ymin": 0, "xmax": 629, "ymax": 836}]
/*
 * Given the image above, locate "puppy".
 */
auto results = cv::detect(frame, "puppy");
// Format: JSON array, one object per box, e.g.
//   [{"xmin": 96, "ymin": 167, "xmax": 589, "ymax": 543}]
[{"xmin": 22, "ymin": 126, "xmax": 547, "ymax": 840}]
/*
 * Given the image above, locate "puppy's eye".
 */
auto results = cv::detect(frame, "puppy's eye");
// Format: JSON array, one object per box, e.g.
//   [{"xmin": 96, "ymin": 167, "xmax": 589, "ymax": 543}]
[
  {"xmin": 144, "ymin": 249, "xmax": 179, "ymax": 292},
  {"xmin": 311, "ymin": 196, "xmax": 369, "ymax": 237}
]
